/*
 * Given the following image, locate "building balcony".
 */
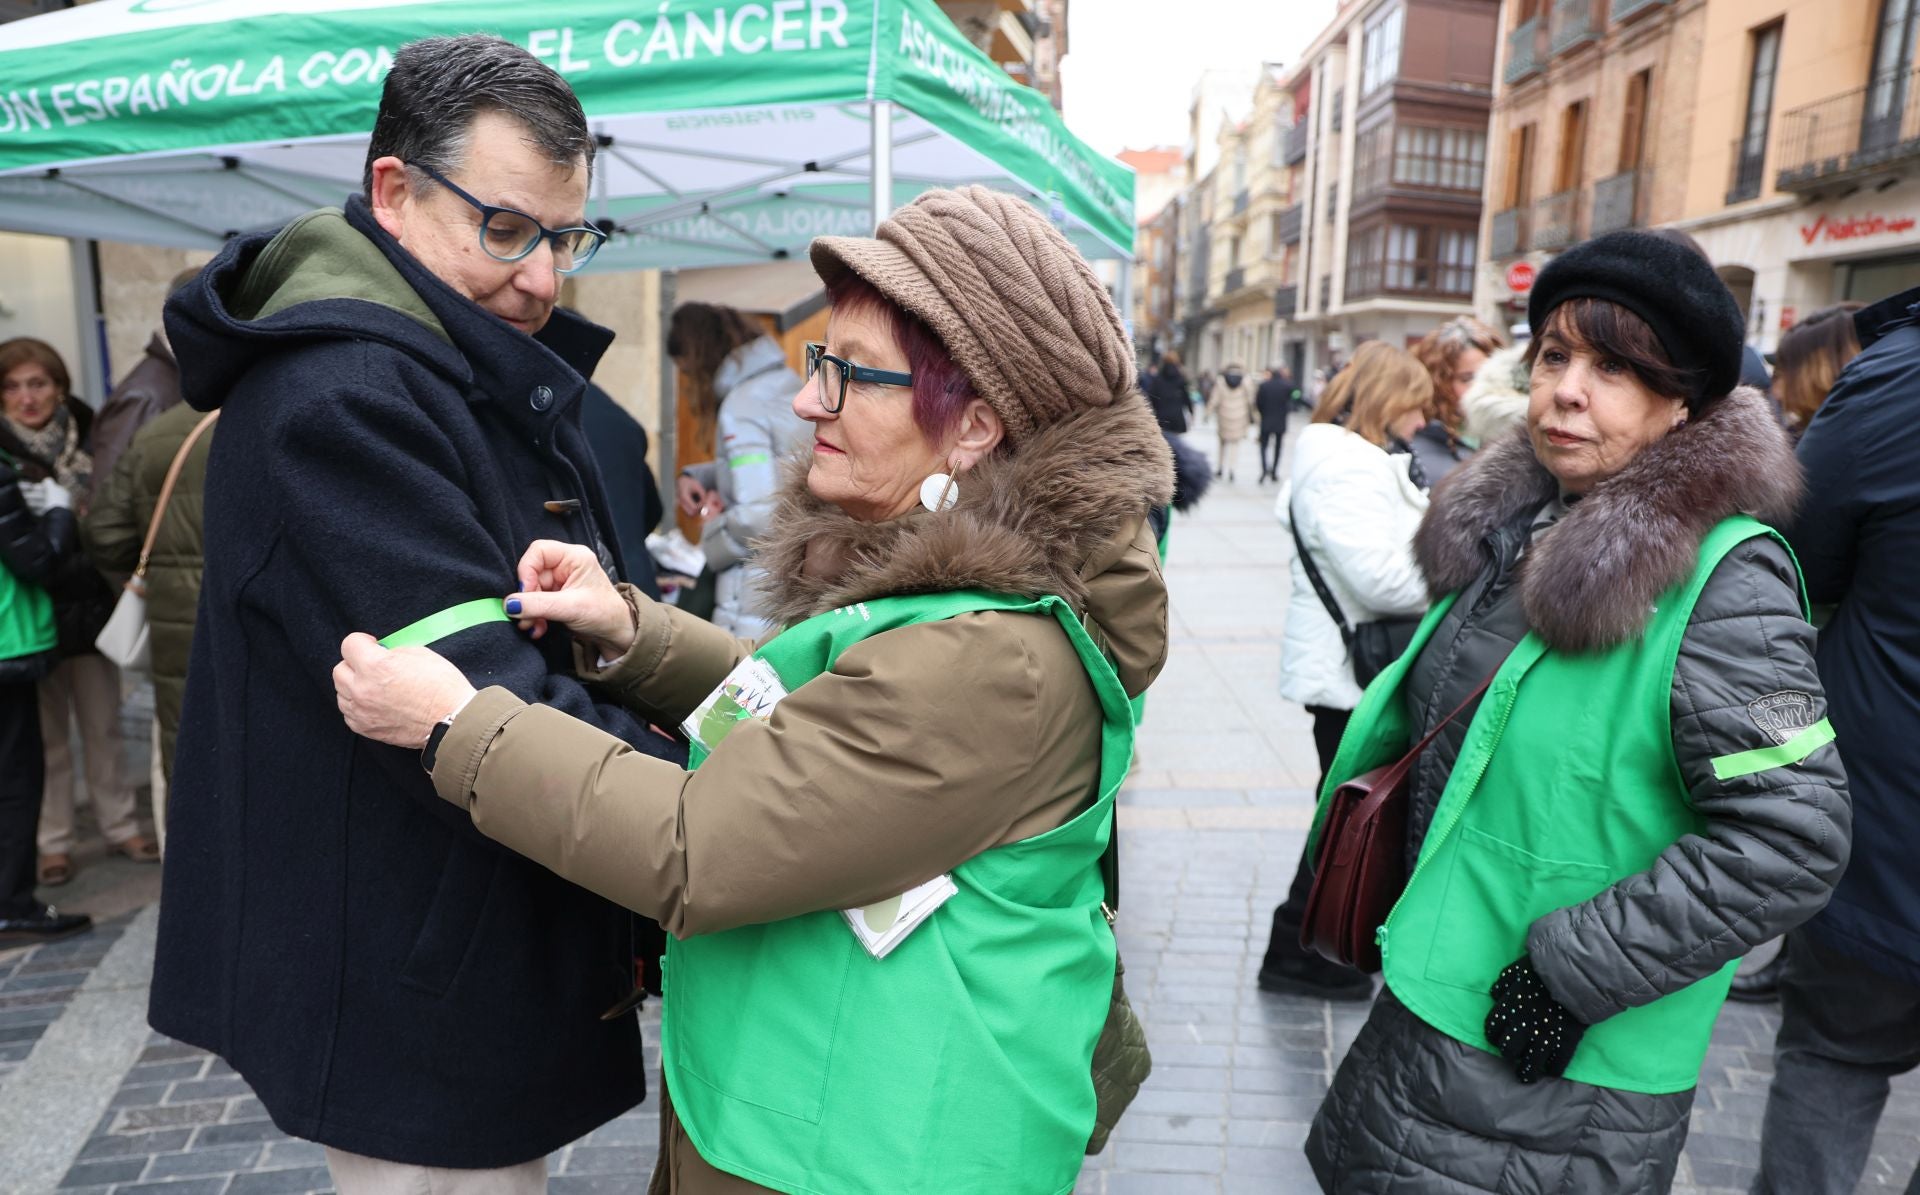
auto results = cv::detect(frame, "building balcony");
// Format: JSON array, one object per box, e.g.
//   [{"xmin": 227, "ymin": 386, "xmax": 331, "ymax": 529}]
[
  {"xmin": 1232, "ymin": 189, "xmax": 1250, "ymax": 216},
  {"xmin": 1490, "ymin": 207, "xmax": 1529, "ymax": 258},
  {"xmin": 1532, "ymin": 189, "xmax": 1582, "ymax": 250},
  {"xmin": 1285, "ymin": 120, "xmax": 1309, "ymax": 166},
  {"xmin": 1727, "ymin": 137, "xmax": 1767, "ymax": 203},
  {"xmin": 1224, "ymin": 266, "xmax": 1247, "ymax": 295},
  {"xmin": 1610, "ymin": 0, "xmax": 1668, "ymax": 20},
  {"xmin": 1590, "ymin": 169, "xmax": 1645, "ymax": 235},
  {"xmin": 1551, "ymin": 0, "xmax": 1602, "ymax": 56},
  {"xmin": 1330, "ymin": 90, "xmax": 1345, "ymax": 133},
  {"xmin": 1506, "ymin": 17, "xmax": 1543, "ymax": 85},
  {"xmin": 1774, "ymin": 68, "xmax": 1920, "ymax": 192},
  {"xmin": 1274, "ymin": 284, "xmax": 1299, "ymax": 319},
  {"xmin": 1317, "ymin": 275, "xmax": 1332, "ymax": 310},
  {"xmin": 1277, "ymin": 203, "xmax": 1303, "ymax": 244}
]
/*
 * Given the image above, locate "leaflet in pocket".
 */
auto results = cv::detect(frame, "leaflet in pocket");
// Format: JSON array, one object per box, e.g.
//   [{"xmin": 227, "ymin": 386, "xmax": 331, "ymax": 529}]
[{"xmin": 683, "ymin": 656, "xmax": 957, "ymax": 959}]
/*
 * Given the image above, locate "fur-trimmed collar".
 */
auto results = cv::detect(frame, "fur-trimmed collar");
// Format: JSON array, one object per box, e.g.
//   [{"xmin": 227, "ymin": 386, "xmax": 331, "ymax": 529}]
[
  {"xmin": 1414, "ymin": 388, "xmax": 1802, "ymax": 652},
  {"xmin": 755, "ymin": 397, "xmax": 1173, "ymax": 629}
]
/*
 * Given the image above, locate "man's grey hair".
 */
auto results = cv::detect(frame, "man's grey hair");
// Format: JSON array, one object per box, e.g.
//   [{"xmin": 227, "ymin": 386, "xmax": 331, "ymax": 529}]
[{"xmin": 362, "ymin": 34, "xmax": 594, "ymax": 198}]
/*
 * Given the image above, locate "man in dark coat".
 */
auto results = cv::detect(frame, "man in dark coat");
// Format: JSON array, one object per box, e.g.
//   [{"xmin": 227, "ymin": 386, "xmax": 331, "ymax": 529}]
[
  {"xmin": 1145, "ymin": 352, "xmax": 1190, "ymax": 434},
  {"xmin": 1759, "ymin": 286, "xmax": 1920, "ymax": 1194},
  {"xmin": 1253, "ymin": 366, "xmax": 1294, "ymax": 483},
  {"xmin": 149, "ymin": 35, "xmax": 676, "ymax": 1191}
]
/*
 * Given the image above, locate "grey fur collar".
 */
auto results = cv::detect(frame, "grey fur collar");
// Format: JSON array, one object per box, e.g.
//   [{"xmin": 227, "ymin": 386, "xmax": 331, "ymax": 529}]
[
  {"xmin": 1413, "ymin": 388, "xmax": 1802, "ymax": 652},
  {"xmin": 755, "ymin": 397, "xmax": 1174, "ymax": 628}
]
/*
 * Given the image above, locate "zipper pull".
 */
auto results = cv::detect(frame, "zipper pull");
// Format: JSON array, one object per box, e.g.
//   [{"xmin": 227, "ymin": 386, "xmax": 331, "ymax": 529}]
[{"xmin": 1375, "ymin": 924, "xmax": 1388, "ymax": 959}]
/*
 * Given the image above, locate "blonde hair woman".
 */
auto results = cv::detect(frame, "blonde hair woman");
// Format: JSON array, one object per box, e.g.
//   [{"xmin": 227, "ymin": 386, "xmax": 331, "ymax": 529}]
[
  {"xmin": 1774, "ymin": 302, "xmax": 1864, "ymax": 437},
  {"xmin": 1258, "ymin": 340, "xmax": 1434, "ymax": 1000}
]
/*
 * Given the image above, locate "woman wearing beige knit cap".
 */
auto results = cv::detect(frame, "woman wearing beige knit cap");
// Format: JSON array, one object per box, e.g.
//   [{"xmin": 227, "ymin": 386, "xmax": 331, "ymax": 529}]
[{"xmin": 333, "ymin": 185, "xmax": 1173, "ymax": 1193}]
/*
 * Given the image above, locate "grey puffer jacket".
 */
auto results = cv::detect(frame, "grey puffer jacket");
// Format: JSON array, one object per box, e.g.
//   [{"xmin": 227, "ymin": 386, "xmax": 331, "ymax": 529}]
[
  {"xmin": 683, "ymin": 336, "xmax": 811, "ymax": 639},
  {"xmin": 1307, "ymin": 391, "xmax": 1851, "ymax": 1194}
]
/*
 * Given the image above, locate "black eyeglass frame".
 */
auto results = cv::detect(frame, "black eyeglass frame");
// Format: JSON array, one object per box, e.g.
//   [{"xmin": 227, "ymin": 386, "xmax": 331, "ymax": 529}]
[
  {"xmin": 410, "ymin": 162, "xmax": 608, "ymax": 274},
  {"xmin": 803, "ymin": 342, "xmax": 914, "ymax": 413}
]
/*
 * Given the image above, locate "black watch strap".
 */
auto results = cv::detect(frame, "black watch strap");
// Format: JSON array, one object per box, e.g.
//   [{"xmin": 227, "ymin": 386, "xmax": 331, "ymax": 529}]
[{"xmin": 421, "ymin": 716, "xmax": 456, "ymax": 774}]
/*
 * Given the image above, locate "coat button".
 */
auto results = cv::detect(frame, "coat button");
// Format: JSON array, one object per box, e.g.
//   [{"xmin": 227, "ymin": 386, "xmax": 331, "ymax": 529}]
[{"xmin": 530, "ymin": 385, "xmax": 555, "ymax": 412}]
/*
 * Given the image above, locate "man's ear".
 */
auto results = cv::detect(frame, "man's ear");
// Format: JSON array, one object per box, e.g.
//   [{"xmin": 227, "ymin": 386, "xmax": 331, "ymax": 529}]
[
  {"xmin": 368, "ymin": 157, "xmax": 413, "ymax": 242},
  {"xmin": 952, "ymin": 398, "xmax": 1005, "ymax": 468}
]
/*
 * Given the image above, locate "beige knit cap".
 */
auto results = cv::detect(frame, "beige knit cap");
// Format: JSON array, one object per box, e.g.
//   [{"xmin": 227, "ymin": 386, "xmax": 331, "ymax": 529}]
[{"xmin": 809, "ymin": 185, "xmax": 1135, "ymax": 446}]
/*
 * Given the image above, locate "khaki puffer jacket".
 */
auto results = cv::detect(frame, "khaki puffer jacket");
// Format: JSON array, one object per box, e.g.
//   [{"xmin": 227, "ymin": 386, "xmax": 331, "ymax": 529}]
[{"xmin": 431, "ymin": 396, "xmax": 1175, "ymax": 1193}]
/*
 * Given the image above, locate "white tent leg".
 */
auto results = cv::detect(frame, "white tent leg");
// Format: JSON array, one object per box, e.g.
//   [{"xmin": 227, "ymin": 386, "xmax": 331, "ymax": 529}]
[
  {"xmin": 1115, "ymin": 258, "xmax": 1134, "ymax": 344},
  {"xmin": 870, "ymin": 101, "xmax": 893, "ymax": 233}
]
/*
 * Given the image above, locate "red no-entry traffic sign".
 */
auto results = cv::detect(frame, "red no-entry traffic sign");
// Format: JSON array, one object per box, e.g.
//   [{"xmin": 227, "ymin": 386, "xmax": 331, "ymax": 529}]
[{"xmin": 1506, "ymin": 261, "xmax": 1537, "ymax": 295}]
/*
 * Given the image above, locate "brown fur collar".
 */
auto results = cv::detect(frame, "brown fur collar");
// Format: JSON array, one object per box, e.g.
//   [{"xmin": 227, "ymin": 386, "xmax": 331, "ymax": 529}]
[
  {"xmin": 755, "ymin": 397, "xmax": 1174, "ymax": 627},
  {"xmin": 1414, "ymin": 388, "xmax": 1802, "ymax": 652}
]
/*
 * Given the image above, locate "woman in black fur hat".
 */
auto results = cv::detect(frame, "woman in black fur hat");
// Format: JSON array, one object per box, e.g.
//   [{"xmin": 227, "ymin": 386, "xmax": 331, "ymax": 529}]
[{"xmin": 1302, "ymin": 230, "xmax": 1852, "ymax": 1193}]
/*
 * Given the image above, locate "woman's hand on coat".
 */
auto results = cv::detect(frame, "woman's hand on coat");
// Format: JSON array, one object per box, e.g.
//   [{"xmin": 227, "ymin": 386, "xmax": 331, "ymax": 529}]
[
  {"xmin": 334, "ymin": 633, "xmax": 477, "ymax": 748},
  {"xmin": 508, "ymin": 539, "xmax": 637, "ymax": 657}
]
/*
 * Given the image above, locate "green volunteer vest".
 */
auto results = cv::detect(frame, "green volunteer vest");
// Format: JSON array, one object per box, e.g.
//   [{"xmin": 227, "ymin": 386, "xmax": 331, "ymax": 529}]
[
  {"xmin": 0, "ymin": 451, "xmax": 55, "ymax": 664},
  {"xmin": 1312, "ymin": 516, "xmax": 1827, "ymax": 1094},
  {"xmin": 664, "ymin": 589, "xmax": 1135, "ymax": 1195}
]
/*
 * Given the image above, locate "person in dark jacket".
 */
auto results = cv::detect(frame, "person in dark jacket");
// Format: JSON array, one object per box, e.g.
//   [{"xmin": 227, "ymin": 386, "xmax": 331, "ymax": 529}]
[
  {"xmin": 1253, "ymin": 366, "xmax": 1294, "ymax": 482},
  {"xmin": 148, "ymin": 35, "xmax": 679, "ymax": 1192},
  {"xmin": 1146, "ymin": 350, "xmax": 1190, "ymax": 433},
  {"xmin": 1753, "ymin": 286, "xmax": 1920, "ymax": 1195},
  {"xmin": 1306, "ymin": 232, "xmax": 1849, "ymax": 1193},
  {"xmin": 579, "ymin": 382, "xmax": 663, "ymax": 600},
  {"xmin": 0, "ymin": 452, "xmax": 91, "ymax": 943},
  {"xmin": 87, "ymin": 268, "xmax": 199, "ymax": 484}
]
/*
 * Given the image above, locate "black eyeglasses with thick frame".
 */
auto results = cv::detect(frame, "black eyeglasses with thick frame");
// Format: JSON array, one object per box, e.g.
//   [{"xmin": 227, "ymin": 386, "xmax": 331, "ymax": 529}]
[
  {"xmin": 409, "ymin": 162, "xmax": 608, "ymax": 275},
  {"xmin": 803, "ymin": 342, "xmax": 914, "ymax": 413}
]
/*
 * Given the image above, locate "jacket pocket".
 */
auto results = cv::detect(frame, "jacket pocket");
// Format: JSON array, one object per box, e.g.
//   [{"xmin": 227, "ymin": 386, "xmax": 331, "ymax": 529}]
[
  {"xmin": 400, "ymin": 839, "xmax": 499, "ymax": 998},
  {"xmin": 1422, "ymin": 826, "xmax": 1612, "ymax": 994}
]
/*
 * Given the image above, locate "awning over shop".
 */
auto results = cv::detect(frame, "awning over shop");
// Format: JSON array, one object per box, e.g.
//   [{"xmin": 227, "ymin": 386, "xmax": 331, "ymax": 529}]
[{"xmin": 0, "ymin": 0, "xmax": 1133, "ymax": 268}]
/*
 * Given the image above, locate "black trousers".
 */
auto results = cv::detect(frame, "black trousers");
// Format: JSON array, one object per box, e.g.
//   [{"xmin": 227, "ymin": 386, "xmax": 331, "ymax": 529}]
[
  {"xmin": 1259, "ymin": 426, "xmax": 1285, "ymax": 478},
  {"xmin": 1265, "ymin": 706, "xmax": 1353, "ymax": 961},
  {"xmin": 0, "ymin": 679, "xmax": 45, "ymax": 917}
]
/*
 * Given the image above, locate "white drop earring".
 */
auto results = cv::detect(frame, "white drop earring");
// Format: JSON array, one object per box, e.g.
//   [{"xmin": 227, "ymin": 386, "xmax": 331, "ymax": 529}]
[{"xmin": 919, "ymin": 458, "xmax": 963, "ymax": 513}]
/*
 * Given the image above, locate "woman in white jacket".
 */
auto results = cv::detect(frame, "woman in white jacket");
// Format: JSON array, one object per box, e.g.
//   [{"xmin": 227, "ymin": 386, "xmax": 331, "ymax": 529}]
[{"xmin": 1259, "ymin": 341, "xmax": 1435, "ymax": 1000}]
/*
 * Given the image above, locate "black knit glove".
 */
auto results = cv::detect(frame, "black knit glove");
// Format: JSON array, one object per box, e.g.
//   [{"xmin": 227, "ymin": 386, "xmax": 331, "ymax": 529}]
[{"xmin": 1483, "ymin": 956, "xmax": 1587, "ymax": 1084}]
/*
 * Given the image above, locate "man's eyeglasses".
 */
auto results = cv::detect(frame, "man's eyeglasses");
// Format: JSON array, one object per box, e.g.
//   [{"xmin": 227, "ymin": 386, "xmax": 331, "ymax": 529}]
[
  {"xmin": 410, "ymin": 163, "xmax": 608, "ymax": 275},
  {"xmin": 803, "ymin": 342, "xmax": 914, "ymax": 414}
]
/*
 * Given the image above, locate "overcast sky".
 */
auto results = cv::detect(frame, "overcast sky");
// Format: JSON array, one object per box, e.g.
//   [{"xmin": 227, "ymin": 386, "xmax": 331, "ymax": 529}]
[{"xmin": 1061, "ymin": 0, "xmax": 1340, "ymax": 157}]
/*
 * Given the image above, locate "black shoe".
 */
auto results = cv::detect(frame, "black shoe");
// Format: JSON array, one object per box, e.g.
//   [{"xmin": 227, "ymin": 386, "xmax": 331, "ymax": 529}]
[
  {"xmin": 0, "ymin": 905, "xmax": 92, "ymax": 946},
  {"xmin": 1258, "ymin": 948, "xmax": 1376, "ymax": 1001}
]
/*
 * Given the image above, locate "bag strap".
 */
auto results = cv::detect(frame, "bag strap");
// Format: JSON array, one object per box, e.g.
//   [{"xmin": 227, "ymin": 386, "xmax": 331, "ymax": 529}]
[
  {"xmin": 134, "ymin": 411, "xmax": 219, "ymax": 581},
  {"xmin": 1401, "ymin": 666, "xmax": 1500, "ymax": 763},
  {"xmin": 1288, "ymin": 500, "xmax": 1355, "ymax": 648}
]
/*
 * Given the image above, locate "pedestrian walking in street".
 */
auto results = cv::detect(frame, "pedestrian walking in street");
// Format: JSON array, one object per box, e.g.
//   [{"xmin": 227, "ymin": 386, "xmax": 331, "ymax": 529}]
[
  {"xmin": 1257, "ymin": 341, "xmax": 1432, "ymax": 1002},
  {"xmin": 1773, "ymin": 302, "xmax": 1864, "ymax": 441},
  {"xmin": 1208, "ymin": 363, "xmax": 1254, "ymax": 480},
  {"xmin": 1751, "ymin": 286, "xmax": 1920, "ymax": 1195},
  {"xmin": 1146, "ymin": 349, "xmax": 1191, "ymax": 434},
  {"xmin": 86, "ymin": 268, "xmax": 198, "ymax": 484},
  {"xmin": 84, "ymin": 401, "xmax": 219, "ymax": 852},
  {"xmin": 1409, "ymin": 316, "xmax": 1504, "ymax": 482},
  {"xmin": 1254, "ymin": 365, "xmax": 1295, "ymax": 482},
  {"xmin": 1305, "ymin": 231, "xmax": 1850, "ymax": 1194},
  {"xmin": 333, "ymin": 184, "xmax": 1173, "ymax": 1195},
  {"xmin": 0, "ymin": 448, "xmax": 91, "ymax": 945},
  {"xmin": 669, "ymin": 303, "xmax": 813, "ymax": 640},
  {"xmin": 1457, "ymin": 342, "xmax": 1531, "ymax": 447},
  {"xmin": 148, "ymin": 35, "xmax": 681, "ymax": 1193},
  {"xmin": 0, "ymin": 337, "xmax": 147, "ymax": 886}
]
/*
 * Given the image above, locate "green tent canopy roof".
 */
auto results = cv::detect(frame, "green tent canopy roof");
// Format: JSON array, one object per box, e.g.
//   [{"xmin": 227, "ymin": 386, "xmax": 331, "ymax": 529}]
[{"xmin": 0, "ymin": 0, "xmax": 1134, "ymax": 269}]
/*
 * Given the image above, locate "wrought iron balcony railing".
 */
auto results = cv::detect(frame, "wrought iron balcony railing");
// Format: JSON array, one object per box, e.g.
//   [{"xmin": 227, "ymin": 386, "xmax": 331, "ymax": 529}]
[
  {"xmin": 1611, "ymin": 0, "xmax": 1668, "ymax": 20},
  {"xmin": 1727, "ymin": 136, "xmax": 1767, "ymax": 203},
  {"xmin": 1551, "ymin": 0, "xmax": 1601, "ymax": 55},
  {"xmin": 1774, "ymin": 67, "xmax": 1920, "ymax": 191},
  {"xmin": 1284, "ymin": 120, "xmax": 1309, "ymax": 166},
  {"xmin": 1274, "ymin": 284, "xmax": 1299, "ymax": 319},
  {"xmin": 1531, "ymin": 189, "xmax": 1581, "ymax": 251},
  {"xmin": 1224, "ymin": 266, "xmax": 1246, "ymax": 294},
  {"xmin": 1490, "ymin": 207, "xmax": 1528, "ymax": 258},
  {"xmin": 1506, "ymin": 17, "xmax": 1542, "ymax": 85},
  {"xmin": 1277, "ymin": 203, "xmax": 1303, "ymax": 244},
  {"xmin": 1590, "ymin": 169, "xmax": 1645, "ymax": 234}
]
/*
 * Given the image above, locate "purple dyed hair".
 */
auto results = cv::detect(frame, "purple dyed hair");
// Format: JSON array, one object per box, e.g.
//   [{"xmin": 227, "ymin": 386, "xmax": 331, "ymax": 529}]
[{"xmin": 823, "ymin": 274, "xmax": 977, "ymax": 444}]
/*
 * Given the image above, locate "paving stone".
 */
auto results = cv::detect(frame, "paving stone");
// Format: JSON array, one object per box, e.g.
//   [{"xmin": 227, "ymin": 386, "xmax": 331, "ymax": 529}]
[
  {"xmin": 112, "ymin": 1179, "xmax": 233, "ymax": 1195},
  {"xmin": 165, "ymin": 1077, "xmax": 255, "ymax": 1104},
  {"xmin": 226, "ymin": 1167, "xmax": 334, "ymax": 1194},
  {"xmin": 56, "ymin": 1157, "xmax": 148, "ymax": 1188},
  {"xmin": 145, "ymin": 1144, "xmax": 264, "ymax": 1178},
  {"xmin": 115, "ymin": 1101, "xmax": 227, "ymax": 1132},
  {"xmin": 1112, "ymin": 1140, "xmax": 1223, "ymax": 1173},
  {"xmin": 77, "ymin": 1128, "xmax": 194, "ymax": 1160},
  {"xmin": 259, "ymin": 1141, "xmax": 327, "ymax": 1170},
  {"xmin": 192, "ymin": 1121, "xmax": 291, "ymax": 1148}
]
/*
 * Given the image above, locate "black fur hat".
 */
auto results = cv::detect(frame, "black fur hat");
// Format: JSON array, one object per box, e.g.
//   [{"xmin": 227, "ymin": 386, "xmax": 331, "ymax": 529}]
[{"xmin": 1528, "ymin": 230, "xmax": 1747, "ymax": 406}]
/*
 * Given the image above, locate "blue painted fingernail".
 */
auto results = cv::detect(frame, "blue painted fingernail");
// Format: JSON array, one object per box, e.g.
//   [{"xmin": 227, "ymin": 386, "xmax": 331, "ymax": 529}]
[{"xmin": 505, "ymin": 598, "xmax": 522, "ymax": 616}]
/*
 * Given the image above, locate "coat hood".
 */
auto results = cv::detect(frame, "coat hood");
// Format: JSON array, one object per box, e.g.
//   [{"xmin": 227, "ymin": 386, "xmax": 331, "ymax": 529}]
[
  {"xmin": 1458, "ymin": 343, "xmax": 1531, "ymax": 448},
  {"xmin": 713, "ymin": 335, "xmax": 790, "ymax": 400},
  {"xmin": 755, "ymin": 396, "xmax": 1174, "ymax": 693},
  {"xmin": 165, "ymin": 197, "xmax": 612, "ymax": 415},
  {"xmin": 1414, "ymin": 388, "xmax": 1802, "ymax": 652}
]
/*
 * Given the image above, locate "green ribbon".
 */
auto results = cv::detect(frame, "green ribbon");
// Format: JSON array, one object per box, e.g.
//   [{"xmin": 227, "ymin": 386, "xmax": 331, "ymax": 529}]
[
  {"xmin": 1710, "ymin": 717, "xmax": 1836, "ymax": 781},
  {"xmin": 378, "ymin": 598, "xmax": 510, "ymax": 650}
]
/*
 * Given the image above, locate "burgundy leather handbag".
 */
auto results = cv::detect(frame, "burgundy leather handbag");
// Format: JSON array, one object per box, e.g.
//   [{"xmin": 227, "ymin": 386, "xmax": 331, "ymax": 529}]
[{"xmin": 1300, "ymin": 671, "xmax": 1498, "ymax": 972}]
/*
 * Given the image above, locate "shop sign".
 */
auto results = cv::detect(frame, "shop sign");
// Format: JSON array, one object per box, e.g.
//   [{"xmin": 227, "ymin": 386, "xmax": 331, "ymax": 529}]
[
  {"xmin": 1799, "ymin": 212, "xmax": 1918, "ymax": 247},
  {"xmin": 1506, "ymin": 261, "xmax": 1537, "ymax": 294}
]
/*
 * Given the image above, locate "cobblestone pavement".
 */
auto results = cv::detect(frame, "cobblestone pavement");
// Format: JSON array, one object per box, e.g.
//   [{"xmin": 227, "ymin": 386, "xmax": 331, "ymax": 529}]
[{"xmin": 3, "ymin": 423, "xmax": 1916, "ymax": 1194}]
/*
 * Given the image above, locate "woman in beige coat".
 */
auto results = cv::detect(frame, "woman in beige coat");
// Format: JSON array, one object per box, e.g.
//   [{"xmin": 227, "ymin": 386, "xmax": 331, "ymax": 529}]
[
  {"xmin": 332, "ymin": 186, "xmax": 1171, "ymax": 1194},
  {"xmin": 1208, "ymin": 364, "xmax": 1255, "ymax": 480}
]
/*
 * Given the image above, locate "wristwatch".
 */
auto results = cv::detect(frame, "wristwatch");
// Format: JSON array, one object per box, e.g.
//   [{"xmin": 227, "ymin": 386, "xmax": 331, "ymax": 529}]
[{"xmin": 420, "ymin": 714, "xmax": 457, "ymax": 774}]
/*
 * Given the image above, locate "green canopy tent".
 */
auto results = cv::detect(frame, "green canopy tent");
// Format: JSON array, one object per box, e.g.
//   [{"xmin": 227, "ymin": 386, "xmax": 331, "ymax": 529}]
[{"xmin": 0, "ymin": 0, "xmax": 1134, "ymax": 273}]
